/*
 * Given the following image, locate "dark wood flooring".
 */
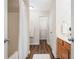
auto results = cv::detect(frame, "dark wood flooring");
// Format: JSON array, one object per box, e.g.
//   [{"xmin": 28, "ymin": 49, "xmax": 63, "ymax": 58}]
[{"xmin": 26, "ymin": 40, "xmax": 55, "ymax": 59}]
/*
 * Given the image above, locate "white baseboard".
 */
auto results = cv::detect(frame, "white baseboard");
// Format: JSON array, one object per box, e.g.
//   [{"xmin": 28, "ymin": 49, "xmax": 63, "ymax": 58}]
[
  {"xmin": 9, "ymin": 51, "xmax": 18, "ymax": 59},
  {"xmin": 30, "ymin": 43, "xmax": 39, "ymax": 45}
]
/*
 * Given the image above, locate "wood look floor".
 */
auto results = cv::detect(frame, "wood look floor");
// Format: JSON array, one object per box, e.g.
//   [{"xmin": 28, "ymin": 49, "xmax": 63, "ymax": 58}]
[{"xmin": 26, "ymin": 40, "xmax": 55, "ymax": 59}]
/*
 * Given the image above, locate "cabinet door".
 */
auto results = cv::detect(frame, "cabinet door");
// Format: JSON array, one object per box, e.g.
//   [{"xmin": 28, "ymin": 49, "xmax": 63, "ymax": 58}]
[
  {"xmin": 64, "ymin": 42, "xmax": 71, "ymax": 59},
  {"xmin": 59, "ymin": 45, "xmax": 69, "ymax": 59}
]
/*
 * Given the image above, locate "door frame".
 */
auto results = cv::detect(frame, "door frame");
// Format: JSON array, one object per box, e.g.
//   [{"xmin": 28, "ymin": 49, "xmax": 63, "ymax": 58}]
[{"xmin": 71, "ymin": 0, "xmax": 74, "ymax": 58}]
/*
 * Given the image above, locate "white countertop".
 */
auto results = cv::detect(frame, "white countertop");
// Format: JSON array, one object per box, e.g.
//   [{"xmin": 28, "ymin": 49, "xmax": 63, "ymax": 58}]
[{"xmin": 57, "ymin": 35, "xmax": 72, "ymax": 44}]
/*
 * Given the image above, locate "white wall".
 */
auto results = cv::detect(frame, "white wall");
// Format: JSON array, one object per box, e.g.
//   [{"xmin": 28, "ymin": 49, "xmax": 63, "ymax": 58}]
[
  {"xmin": 29, "ymin": 10, "xmax": 49, "ymax": 45},
  {"xmin": 56, "ymin": 0, "xmax": 71, "ymax": 43},
  {"xmin": 56, "ymin": 0, "xmax": 72, "ymax": 58},
  {"xmin": 48, "ymin": 0, "xmax": 56, "ymax": 57},
  {"xmin": 19, "ymin": 0, "xmax": 29, "ymax": 59}
]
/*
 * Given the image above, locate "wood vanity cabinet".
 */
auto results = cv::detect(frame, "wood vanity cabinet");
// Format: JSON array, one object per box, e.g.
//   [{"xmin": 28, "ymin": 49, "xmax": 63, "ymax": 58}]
[{"xmin": 57, "ymin": 38, "xmax": 71, "ymax": 59}]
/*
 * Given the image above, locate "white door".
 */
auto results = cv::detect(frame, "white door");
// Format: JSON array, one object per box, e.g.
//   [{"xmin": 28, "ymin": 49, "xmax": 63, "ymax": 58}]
[
  {"xmin": 4, "ymin": 0, "xmax": 8, "ymax": 59},
  {"xmin": 67, "ymin": 0, "xmax": 74, "ymax": 58},
  {"xmin": 39, "ymin": 16, "xmax": 49, "ymax": 40},
  {"xmin": 4, "ymin": 40, "xmax": 8, "ymax": 59},
  {"xmin": 71, "ymin": 1, "xmax": 74, "ymax": 58}
]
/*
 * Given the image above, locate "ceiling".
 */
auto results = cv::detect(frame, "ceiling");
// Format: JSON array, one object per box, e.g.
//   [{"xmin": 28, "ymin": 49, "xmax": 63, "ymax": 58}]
[
  {"xmin": 8, "ymin": 0, "xmax": 19, "ymax": 12},
  {"xmin": 8, "ymin": 0, "xmax": 52, "ymax": 12},
  {"xmin": 30, "ymin": 0, "xmax": 52, "ymax": 11}
]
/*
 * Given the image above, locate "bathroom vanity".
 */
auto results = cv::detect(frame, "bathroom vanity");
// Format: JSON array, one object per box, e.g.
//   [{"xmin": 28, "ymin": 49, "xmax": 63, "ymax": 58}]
[{"xmin": 57, "ymin": 37, "xmax": 71, "ymax": 59}]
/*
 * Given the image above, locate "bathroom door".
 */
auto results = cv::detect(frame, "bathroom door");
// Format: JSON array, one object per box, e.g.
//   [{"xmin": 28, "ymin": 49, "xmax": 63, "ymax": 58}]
[
  {"xmin": 39, "ymin": 16, "xmax": 49, "ymax": 40},
  {"xmin": 4, "ymin": 0, "xmax": 8, "ymax": 59},
  {"xmin": 4, "ymin": 40, "xmax": 8, "ymax": 59},
  {"xmin": 71, "ymin": 1, "xmax": 74, "ymax": 58}
]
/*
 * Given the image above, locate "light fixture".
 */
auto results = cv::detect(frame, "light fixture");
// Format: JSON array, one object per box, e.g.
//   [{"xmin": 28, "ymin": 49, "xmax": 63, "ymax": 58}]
[{"xmin": 29, "ymin": 6, "xmax": 34, "ymax": 9}]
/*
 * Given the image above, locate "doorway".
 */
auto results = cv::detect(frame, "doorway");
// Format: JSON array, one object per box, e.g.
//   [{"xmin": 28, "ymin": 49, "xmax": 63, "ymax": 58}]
[{"xmin": 39, "ymin": 16, "xmax": 49, "ymax": 40}]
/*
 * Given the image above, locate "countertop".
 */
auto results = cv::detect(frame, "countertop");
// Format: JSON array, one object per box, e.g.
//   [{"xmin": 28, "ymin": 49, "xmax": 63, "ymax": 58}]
[{"xmin": 57, "ymin": 35, "xmax": 72, "ymax": 44}]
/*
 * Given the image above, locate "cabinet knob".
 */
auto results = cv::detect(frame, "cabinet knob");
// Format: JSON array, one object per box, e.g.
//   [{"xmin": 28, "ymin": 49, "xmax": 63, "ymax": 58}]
[{"xmin": 68, "ymin": 38, "xmax": 74, "ymax": 42}]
